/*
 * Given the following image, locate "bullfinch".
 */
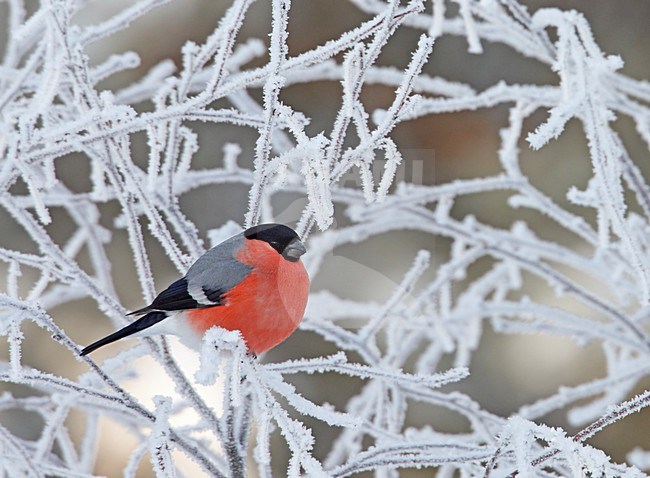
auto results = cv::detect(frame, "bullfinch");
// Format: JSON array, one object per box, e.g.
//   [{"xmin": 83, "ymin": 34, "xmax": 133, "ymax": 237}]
[{"xmin": 81, "ymin": 223, "xmax": 309, "ymax": 356}]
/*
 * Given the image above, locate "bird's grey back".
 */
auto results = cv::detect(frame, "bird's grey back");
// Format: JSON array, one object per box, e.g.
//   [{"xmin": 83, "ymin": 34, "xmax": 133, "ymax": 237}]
[{"xmin": 185, "ymin": 232, "xmax": 252, "ymax": 294}]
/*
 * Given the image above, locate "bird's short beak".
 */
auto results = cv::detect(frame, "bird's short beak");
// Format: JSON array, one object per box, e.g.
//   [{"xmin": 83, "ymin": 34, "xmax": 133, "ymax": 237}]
[{"xmin": 284, "ymin": 239, "xmax": 307, "ymax": 261}]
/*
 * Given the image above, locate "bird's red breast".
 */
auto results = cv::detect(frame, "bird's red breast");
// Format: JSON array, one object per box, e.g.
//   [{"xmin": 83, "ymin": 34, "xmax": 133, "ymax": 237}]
[{"xmin": 184, "ymin": 238, "xmax": 309, "ymax": 355}]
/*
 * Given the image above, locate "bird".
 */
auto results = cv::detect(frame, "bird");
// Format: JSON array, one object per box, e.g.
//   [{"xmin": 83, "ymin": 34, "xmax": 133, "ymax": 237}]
[{"xmin": 81, "ymin": 223, "xmax": 309, "ymax": 357}]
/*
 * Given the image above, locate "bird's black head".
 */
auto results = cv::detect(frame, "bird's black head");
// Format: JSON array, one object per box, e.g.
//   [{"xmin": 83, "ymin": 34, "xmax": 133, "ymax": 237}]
[{"xmin": 244, "ymin": 223, "xmax": 306, "ymax": 262}]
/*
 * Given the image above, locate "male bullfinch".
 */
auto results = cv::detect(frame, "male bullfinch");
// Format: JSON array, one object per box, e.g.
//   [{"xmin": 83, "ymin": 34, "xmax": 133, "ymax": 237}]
[{"xmin": 81, "ymin": 223, "xmax": 309, "ymax": 356}]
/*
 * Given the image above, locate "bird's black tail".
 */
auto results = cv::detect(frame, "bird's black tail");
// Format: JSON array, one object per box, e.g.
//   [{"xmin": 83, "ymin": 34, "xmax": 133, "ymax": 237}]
[{"xmin": 80, "ymin": 311, "xmax": 168, "ymax": 356}]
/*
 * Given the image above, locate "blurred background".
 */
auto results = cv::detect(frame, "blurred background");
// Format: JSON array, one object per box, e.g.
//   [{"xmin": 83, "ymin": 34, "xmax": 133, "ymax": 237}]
[{"xmin": 1, "ymin": 0, "xmax": 649, "ymax": 476}]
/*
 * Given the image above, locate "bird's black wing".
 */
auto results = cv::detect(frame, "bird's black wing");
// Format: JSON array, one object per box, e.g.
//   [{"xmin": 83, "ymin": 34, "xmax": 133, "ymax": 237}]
[{"xmin": 129, "ymin": 278, "xmax": 208, "ymax": 315}]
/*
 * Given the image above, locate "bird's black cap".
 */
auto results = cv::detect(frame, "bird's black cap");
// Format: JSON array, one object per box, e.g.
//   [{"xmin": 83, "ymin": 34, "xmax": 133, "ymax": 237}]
[{"xmin": 244, "ymin": 223, "xmax": 305, "ymax": 260}]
